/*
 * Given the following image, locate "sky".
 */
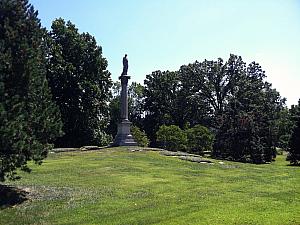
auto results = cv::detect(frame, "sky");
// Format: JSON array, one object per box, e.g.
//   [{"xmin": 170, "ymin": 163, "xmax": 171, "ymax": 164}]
[{"xmin": 30, "ymin": 0, "xmax": 300, "ymax": 107}]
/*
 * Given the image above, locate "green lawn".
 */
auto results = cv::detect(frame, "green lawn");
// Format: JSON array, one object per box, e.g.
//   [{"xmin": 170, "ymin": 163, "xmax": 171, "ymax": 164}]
[{"xmin": 1, "ymin": 147, "xmax": 299, "ymax": 225}]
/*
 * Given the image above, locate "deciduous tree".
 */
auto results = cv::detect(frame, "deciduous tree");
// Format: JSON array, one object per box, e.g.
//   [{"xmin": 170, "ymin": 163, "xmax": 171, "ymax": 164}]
[
  {"xmin": 46, "ymin": 18, "xmax": 112, "ymax": 147},
  {"xmin": 143, "ymin": 71, "xmax": 180, "ymax": 144}
]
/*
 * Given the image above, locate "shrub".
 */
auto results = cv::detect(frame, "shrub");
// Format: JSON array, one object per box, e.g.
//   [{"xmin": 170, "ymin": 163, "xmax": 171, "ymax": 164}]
[
  {"xmin": 186, "ymin": 125, "xmax": 214, "ymax": 155},
  {"xmin": 156, "ymin": 125, "xmax": 187, "ymax": 151},
  {"xmin": 131, "ymin": 126, "xmax": 149, "ymax": 147}
]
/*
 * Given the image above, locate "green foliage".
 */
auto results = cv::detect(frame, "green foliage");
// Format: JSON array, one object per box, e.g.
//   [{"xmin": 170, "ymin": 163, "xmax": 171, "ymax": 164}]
[
  {"xmin": 212, "ymin": 57, "xmax": 284, "ymax": 163},
  {"xmin": 186, "ymin": 125, "xmax": 214, "ymax": 155},
  {"xmin": 128, "ymin": 82, "xmax": 145, "ymax": 127},
  {"xmin": 156, "ymin": 125, "xmax": 187, "ymax": 151},
  {"xmin": 276, "ymin": 108, "xmax": 293, "ymax": 150},
  {"xmin": 131, "ymin": 126, "xmax": 149, "ymax": 147},
  {"xmin": 287, "ymin": 99, "xmax": 300, "ymax": 165},
  {"xmin": 106, "ymin": 99, "xmax": 120, "ymax": 138},
  {"xmin": 0, "ymin": 0, "xmax": 63, "ymax": 181},
  {"xmin": 144, "ymin": 54, "xmax": 284, "ymax": 163},
  {"xmin": 46, "ymin": 18, "xmax": 112, "ymax": 147},
  {"xmin": 179, "ymin": 58, "xmax": 228, "ymax": 127},
  {"xmin": 144, "ymin": 71, "xmax": 180, "ymax": 144},
  {"xmin": 155, "ymin": 123, "xmax": 213, "ymax": 155}
]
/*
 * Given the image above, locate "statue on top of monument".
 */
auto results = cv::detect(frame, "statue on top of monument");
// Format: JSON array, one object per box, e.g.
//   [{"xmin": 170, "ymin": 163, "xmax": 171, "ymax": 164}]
[{"xmin": 122, "ymin": 54, "xmax": 128, "ymax": 75}]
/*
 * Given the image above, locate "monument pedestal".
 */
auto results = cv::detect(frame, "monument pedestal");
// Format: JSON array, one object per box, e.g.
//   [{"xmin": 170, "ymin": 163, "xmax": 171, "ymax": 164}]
[
  {"xmin": 113, "ymin": 120, "xmax": 138, "ymax": 146},
  {"xmin": 112, "ymin": 74, "xmax": 138, "ymax": 146}
]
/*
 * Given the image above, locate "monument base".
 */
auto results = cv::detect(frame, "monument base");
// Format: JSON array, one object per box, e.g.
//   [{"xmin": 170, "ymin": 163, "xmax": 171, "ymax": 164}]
[{"xmin": 112, "ymin": 120, "xmax": 138, "ymax": 146}]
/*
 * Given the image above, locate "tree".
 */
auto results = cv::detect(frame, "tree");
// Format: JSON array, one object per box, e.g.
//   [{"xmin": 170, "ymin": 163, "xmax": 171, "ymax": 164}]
[
  {"xmin": 46, "ymin": 18, "xmax": 112, "ymax": 147},
  {"xmin": 106, "ymin": 82, "xmax": 121, "ymax": 138},
  {"xmin": 128, "ymin": 82, "xmax": 145, "ymax": 128},
  {"xmin": 131, "ymin": 126, "xmax": 149, "ymax": 147},
  {"xmin": 212, "ymin": 59, "xmax": 284, "ymax": 163},
  {"xmin": 144, "ymin": 71, "xmax": 180, "ymax": 145},
  {"xmin": 143, "ymin": 55, "xmax": 285, "ymax": 163},
  {"xmin": 178, "ymin": 56, "xmax": 249, "ymax": 129},
  {"xmin": 287, "ymin": 99, "xmax": 300, "ymax": 165},
  {"xmin": 186, "ymin": 125, "xmax": 214, "ymax": 155},
  {"xmin": 276, "ymin": 108, "xmax": 293, "ymax": 150},
  {"xmin": 0, "ymin": 0, "xmax": 63, "ymax": 181},
  {"xmin": 156, "ymin": 125, "xmax": 187, "ymax": 151}
]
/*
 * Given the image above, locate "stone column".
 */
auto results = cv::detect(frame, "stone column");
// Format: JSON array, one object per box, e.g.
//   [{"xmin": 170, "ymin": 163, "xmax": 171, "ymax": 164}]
[
  {"xmin": 112, "ymin": 75, "xmax": 138, "ymax": 146},
  {"xmin": 120, "ymin": 75, "xmax": 129, "ymax": 121}
]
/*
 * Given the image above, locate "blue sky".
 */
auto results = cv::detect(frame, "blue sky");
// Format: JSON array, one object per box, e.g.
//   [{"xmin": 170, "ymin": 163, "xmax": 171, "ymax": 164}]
[{"xmin": 30, "ymin": 0, "xmax": 300, "ymax": 107}]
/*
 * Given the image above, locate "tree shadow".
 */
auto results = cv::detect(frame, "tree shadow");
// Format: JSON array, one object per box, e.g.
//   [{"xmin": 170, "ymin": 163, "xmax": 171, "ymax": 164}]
[
  {"xmin": 0, "ymin": 185, "xmax": 28, "ymax": 209},
  {"xmin": 287, "ymin": 164, "xmax": 300, "ymax": 167}
]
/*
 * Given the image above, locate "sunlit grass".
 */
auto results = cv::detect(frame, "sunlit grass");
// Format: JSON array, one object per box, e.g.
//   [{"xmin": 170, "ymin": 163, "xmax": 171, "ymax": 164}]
[{"xmin": 1, "ymin": 147, "xmax": 299, "ymax": 225}]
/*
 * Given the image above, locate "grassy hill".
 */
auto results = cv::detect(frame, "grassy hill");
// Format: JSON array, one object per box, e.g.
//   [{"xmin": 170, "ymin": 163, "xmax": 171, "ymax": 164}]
[{"xmin": 1, "ymin": 147, "xmax": 299, "ymax": 225}]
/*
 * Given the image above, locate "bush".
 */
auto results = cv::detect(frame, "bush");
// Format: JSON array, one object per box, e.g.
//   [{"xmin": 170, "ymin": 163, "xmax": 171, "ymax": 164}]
[
  {"xmin": 186, "ymin": 125, "xmax": 214, "ymax": 155},
  {"xmin": 156, "ymin": 125, "xmax": 187, "ymax": 151},
  {"xmin": 131, "ymin": 126, "xmax": 149, "ymax": 147}
]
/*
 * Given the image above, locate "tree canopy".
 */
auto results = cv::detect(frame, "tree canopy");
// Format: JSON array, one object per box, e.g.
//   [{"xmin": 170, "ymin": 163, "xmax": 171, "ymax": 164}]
[
  {"xmin": 143, "ymin": 54, "xmax": 285, "ymax": 163},
  {"xmin": 0, "ymin": 0, "xmax": 63, "ymax": 181},
  {"xmin": 46, "ymin": 18, "xmax": 112, "ymax": 147}
]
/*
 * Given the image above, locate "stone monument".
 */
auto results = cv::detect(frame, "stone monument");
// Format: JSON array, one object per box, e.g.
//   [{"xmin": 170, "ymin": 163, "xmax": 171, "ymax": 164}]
[{"xmin": 113, "ymin": 54, "xmax": 138, "ymax": 146}]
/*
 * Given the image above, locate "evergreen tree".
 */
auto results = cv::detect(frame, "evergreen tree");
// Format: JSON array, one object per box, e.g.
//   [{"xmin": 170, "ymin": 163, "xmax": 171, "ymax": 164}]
[
  {"xmin": 46, "ymin": 18, "xmax": 112, "ymax": 147},
  {"xmin": 287, "ymin": 99, "xmax": 300, "ymax": 165},
  {"xmin": 0, "ymin": 0, "xmax": 63, "ymax": 181}
]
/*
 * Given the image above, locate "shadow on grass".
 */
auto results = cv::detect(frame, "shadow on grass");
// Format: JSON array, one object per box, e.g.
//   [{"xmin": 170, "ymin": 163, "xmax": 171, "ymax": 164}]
[
  {"xmin": 287, "ymin": 164, "xmax": 300, "ymax": 167},
  {"xmin": 0, "ymin": 185, "xmax": 28, "ymax": 209}
]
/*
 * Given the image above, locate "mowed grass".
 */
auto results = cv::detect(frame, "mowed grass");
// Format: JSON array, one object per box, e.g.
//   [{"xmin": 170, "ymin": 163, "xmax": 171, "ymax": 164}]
[{"xmin": 1, "ymin": 147, "xmax": 299, "ymax": 225}]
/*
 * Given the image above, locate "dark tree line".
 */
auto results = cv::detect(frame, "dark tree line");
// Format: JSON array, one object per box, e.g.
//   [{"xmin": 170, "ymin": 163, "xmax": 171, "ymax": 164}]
[{"xmin": 142, "ymin": 55, "xmax": 286, "ymax": 163}]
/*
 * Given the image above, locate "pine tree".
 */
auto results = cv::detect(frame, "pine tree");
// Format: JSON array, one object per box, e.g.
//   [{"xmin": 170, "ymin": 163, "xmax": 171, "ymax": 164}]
[
  {"xmin": 0, "ymin": 0, "xmax": 63, "ymax": 181},
  {"xmin": 287, "ymin": 100, "xmax": 300, "ymax": 165}
]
